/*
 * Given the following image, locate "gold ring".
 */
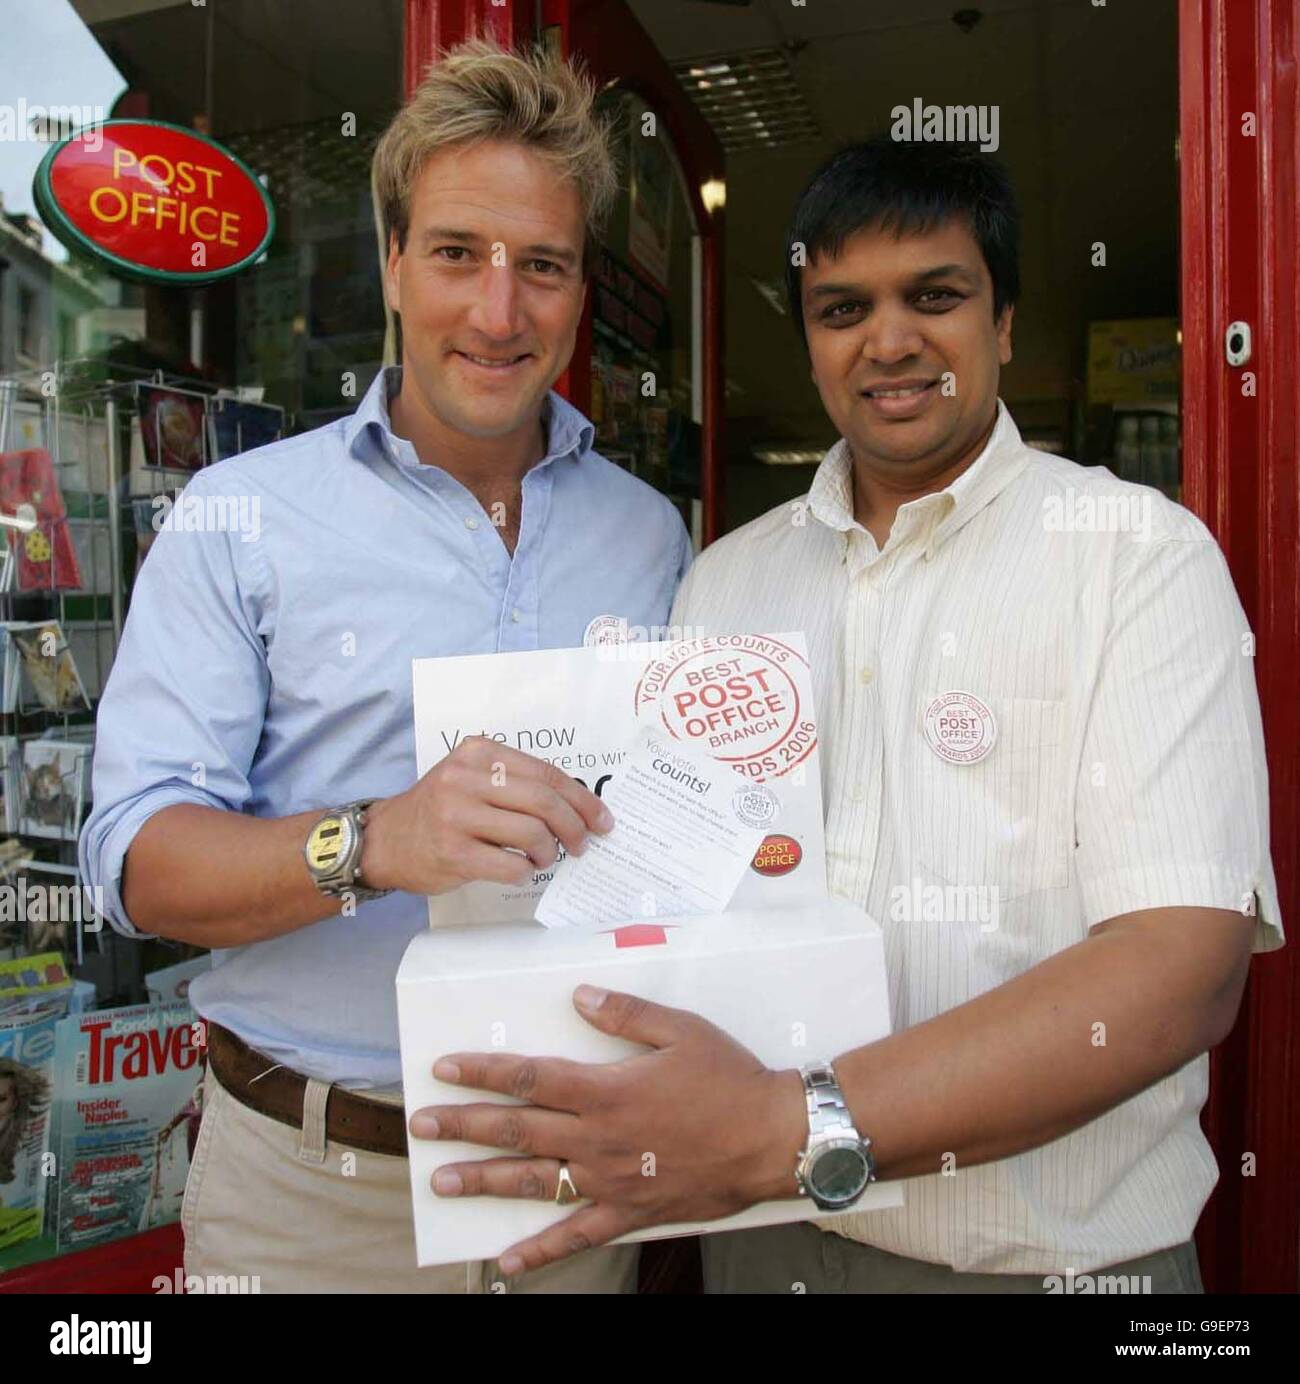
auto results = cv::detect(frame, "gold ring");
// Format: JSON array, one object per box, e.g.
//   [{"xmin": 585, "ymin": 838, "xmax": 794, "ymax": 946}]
[{"xmin": 554, "ymin": 1163, "xmax": 580, "ymax": 1206}]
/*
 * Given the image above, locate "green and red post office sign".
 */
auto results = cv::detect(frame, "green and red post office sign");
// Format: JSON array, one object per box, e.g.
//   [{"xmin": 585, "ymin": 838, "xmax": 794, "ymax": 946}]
[{"xmin": 33, "ymin": 119, "xmax": 275, "ymax": 286}]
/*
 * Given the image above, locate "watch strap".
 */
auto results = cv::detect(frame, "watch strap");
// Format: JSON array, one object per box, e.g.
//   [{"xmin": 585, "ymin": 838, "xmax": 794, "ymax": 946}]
[{"xmin": 802, "ymin": 1062, "xmax": 860, "ymax": 1141}]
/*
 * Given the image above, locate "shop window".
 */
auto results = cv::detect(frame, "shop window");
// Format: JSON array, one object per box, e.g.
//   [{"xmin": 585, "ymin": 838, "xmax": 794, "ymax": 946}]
[
  {"xmin": 591, "ymin": 87, "xmax": 702, "ymax": 543},
  {"xmin": 0, "ymin": 0, "xmax": 402, "ymax": 1277}
]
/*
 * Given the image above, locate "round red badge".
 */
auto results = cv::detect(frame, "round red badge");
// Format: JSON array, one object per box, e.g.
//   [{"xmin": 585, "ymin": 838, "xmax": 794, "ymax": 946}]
[
  {"xmin": 923, "ymin": 691, "xmax": 997, "ymax": 765},
  {"xmin": 750, "ymin": 833, "xmax": 803, "ymax": 877}
]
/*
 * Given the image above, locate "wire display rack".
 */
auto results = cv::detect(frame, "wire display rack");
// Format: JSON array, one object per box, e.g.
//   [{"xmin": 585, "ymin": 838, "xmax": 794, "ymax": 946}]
[{"xmin": 0, "ymin": 358, "xmax": 280, "ymax": 978}]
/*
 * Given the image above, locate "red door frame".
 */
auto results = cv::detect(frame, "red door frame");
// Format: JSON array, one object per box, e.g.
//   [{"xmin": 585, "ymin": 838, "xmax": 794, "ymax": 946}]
[
  {"xmin": 1181, "ymin": 0, "xmax": 1299, "ymax": 1295},
  {"xmin": 405, "ymin": 0, "xmax": 727, "ymax": 543}
]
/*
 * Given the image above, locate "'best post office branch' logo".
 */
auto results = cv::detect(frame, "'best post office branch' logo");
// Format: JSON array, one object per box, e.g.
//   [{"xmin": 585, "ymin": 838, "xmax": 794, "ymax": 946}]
[
  {"xmin": 634, "ymin": 635, "xmax": 817, "ymax": 782},
  {"xmin": 923, "ymin": 690, "xmax": 997, "ymax": 766}
]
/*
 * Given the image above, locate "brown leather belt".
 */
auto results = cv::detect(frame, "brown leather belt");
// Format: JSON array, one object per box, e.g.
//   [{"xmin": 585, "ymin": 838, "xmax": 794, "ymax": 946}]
[{"xmin": 206, "ymin": 1021, "xmax": 409, "ymax": 1157}]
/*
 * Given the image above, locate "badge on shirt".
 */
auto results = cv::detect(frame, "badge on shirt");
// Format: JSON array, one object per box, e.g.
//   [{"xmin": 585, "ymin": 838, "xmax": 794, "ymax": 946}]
[
  {"xmin": 583, "ymin": 614, "xmax": 628, "ymax": 647},
  {"xmin": 923, "ymin": 691, "xmax": 998, "ymax": 765}
]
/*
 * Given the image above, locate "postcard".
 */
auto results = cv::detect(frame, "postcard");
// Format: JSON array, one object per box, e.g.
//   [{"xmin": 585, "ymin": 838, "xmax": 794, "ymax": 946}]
[
  {"xmin": 536, "ymin": 726, "xmax": 776, "ymax": 928},
  {"xmin": 137, "ymin": 385, "xmax": 206, "ymax": 472}
]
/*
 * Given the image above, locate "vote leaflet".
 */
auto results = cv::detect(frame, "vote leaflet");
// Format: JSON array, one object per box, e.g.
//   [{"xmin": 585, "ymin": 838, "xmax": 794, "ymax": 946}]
[
  {"xmin": 535, "ymin": 727, "xmax": 774, "ymax": 928},
  {"xmin": 412, "ymin": 633, "xmax": 827, "ymax": 928}
]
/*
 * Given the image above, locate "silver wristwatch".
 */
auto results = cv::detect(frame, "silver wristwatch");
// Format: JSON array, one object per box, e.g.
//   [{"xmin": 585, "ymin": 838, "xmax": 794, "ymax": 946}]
[
  {"xmin": 794, "ymin": 1061, "xmax": 876, "ymax": 1211},
  {"xmin": 302, "ymin": 799, "xmax": 392, "ymax": 904}
]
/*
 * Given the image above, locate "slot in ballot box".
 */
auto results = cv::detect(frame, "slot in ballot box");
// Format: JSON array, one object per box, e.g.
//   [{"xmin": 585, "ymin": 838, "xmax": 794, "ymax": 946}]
[{"xmin": 397, "ymin": 899, "xmax": 899, "ymax": 1268}]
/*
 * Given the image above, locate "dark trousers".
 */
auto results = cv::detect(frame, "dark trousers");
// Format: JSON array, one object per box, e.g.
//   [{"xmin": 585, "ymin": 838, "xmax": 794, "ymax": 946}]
[{"xmin": 702, "ymin": 1220, "xmax": 1204, "ymax": 1294}]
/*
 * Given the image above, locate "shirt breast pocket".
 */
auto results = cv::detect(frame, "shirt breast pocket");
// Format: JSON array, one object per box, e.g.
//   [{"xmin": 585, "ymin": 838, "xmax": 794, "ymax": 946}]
[{"xmin": 909, "ymin": 694, "xmax": 1070, "ymax": 904}]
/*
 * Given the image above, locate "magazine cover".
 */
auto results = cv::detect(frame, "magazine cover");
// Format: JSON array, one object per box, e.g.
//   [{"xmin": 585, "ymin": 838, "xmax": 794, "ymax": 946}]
[
  {"xmin": 208, "ymin": 397, "xmax": 284, "ymax": 459},
  {"xmin": 0, "ymin": 448, "xmax": 84, "ymax": 591},
  {"xmin": 20, "ymin": 740, "xmax": 89, "ymax": 841},
  {"xmin": 0, "ymin": 955, "xmax": 71, "ymax": 1250},
  {"xmin": 55, "ymin": 1001, "xmax": 203, "ymax": 1253},
  {"xmin": 0, "ymin": 952, "xmax": 73, "ymax": 1021},
  {"xmin": 6, "ymin": 621, "xmax": 91, "ymax": 714},
  {"xmin": 137, "ymin": 385, "xmax": 206, "ymax": 472}
]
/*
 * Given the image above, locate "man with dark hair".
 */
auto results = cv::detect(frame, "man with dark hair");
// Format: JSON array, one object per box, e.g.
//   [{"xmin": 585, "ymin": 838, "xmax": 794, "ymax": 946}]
[
  {"xmin": 783, "ymin": 137, "xmax": 1021, "ymax": 342},
  {"xmin": 410, "ymin": 137, "xmax": 1282, "ymax": 1294}
]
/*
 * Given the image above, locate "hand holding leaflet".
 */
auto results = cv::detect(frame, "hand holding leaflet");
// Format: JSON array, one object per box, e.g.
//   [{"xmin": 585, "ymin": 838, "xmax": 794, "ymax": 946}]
[{"xmin": 535, "ymin": 726, "xmax": 779, "ymax": 929}]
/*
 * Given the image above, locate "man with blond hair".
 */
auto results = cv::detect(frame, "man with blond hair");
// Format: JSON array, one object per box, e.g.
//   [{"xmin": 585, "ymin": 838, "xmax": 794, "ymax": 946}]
[{"xmin": 79, "ymin": 38, "xmax": 688, "ymax": 1293}]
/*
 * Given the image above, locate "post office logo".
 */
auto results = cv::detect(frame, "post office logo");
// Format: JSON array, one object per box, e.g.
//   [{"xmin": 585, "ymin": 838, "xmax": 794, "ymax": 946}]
[{"xmin": 923, "ymin": 690, "xmax": 997, "ymax": 765}]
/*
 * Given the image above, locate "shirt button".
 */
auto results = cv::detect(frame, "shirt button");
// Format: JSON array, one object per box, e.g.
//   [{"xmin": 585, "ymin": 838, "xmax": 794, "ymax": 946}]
[
  {"xmin": 464, "ymin": 516, "xmax": 479, "ymax": 531},
  {"xmin": 511, "ymin": 609, "xmax": 522, "ymax": 624},
  {"xmin": 850, "ymin": 785, "xmax": 866, "ymax": 804},
  {"xmin": 858, "ymin": 666, "xmax": 874, "ymax": 685}
]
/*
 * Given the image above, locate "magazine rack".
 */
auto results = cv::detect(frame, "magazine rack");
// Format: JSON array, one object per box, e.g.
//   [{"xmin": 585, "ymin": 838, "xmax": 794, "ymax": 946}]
[
  {"xmin": 0, "ymin": 359, "xmax": 285, "ymax": 974},
  {"xmin": 0, "ymin": 362, "xmax": 123, "ymax": 973},
  {"xmin": 0, "ymin": 359, "xmax": 287, "ymax": 1285}
]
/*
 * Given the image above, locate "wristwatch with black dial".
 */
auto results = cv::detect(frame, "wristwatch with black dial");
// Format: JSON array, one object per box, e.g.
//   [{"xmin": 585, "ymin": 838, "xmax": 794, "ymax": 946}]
[
  {"xmin": 303, "ymin": 799, "xmax": 392, "ymax": 904},
  {"xmin": 794, "ymin": 1061, "xmax": 877, "ymax": 1211}
]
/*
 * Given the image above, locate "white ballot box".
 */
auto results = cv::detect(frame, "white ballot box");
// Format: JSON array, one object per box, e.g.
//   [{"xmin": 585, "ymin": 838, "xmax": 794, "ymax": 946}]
[{"xmin": 397, "ymin": 899, "xmax": 899, "ymax": 1269}]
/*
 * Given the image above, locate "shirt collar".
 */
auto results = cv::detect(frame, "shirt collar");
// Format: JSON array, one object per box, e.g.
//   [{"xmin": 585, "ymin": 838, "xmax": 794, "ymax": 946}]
[
  {"xmin": 342, "ymin": 364, "xmax": 596, "ymax": 470},
  {"xmin": 806, "ymin": 399, "xmax": 1030, "ymax": 559}
]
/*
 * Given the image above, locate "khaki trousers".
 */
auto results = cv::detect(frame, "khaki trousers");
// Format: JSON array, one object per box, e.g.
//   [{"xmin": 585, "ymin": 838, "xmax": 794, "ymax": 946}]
[{"xmin": 182, "ymin": 1069, "xmax": 639, "ymax": 1294}]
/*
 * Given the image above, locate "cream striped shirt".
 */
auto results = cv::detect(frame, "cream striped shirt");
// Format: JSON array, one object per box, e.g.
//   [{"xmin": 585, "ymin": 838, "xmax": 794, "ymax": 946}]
[{"xmin": 671, "ymin": 400, "xmax": 1283, "ymax": 1274}]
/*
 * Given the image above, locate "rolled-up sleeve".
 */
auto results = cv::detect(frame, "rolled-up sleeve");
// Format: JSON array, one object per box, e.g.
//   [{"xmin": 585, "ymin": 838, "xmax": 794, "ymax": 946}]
[
  {"xmin": 78, "ymin": 471, "xmax": 270, "ymax": 938},
  {"xmin": 1074, "ymin": 532, "xmax": 1283, "ymax": 952}
]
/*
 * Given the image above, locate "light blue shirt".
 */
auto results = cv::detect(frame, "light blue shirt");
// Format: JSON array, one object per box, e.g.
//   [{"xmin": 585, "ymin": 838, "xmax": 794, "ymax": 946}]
[{"xmin": 79, "ymin": 366, "xmax": 691, "ymax": 1087}]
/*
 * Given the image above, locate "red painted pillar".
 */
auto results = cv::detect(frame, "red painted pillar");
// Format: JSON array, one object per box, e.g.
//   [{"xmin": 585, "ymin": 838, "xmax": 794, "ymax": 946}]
[
  {"xmin": 405, "ymin": 0, "xmax": 521, "ymax": 97},
  {"xmin": 1180, "ymin": 0, "xmax": 1300, "ymax": 1294},
  {"xmin": 550, "ymin": 0, "xmax": 727, "ymax": 542}
]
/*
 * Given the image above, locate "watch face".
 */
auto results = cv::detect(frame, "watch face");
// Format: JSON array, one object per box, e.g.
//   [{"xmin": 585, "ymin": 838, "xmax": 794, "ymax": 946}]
[
  {"xmin": 810, "ymin": 1144, "xmax": 871, "ymax": 1206},
  {"xmin": 305, "ymin": 815, "xmax": 355, "ymax": 875}
]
